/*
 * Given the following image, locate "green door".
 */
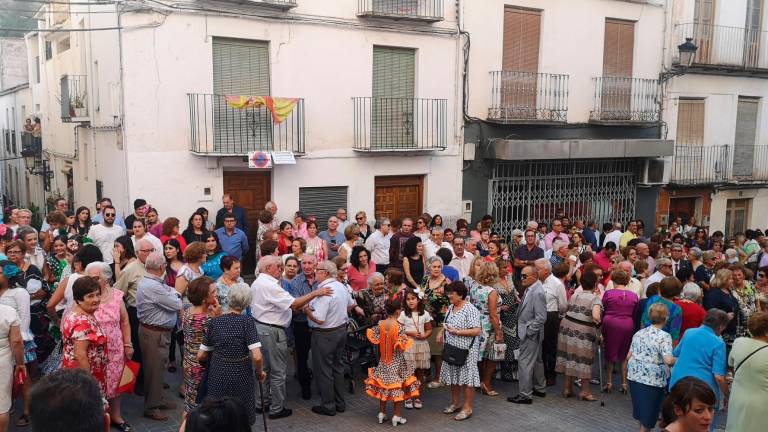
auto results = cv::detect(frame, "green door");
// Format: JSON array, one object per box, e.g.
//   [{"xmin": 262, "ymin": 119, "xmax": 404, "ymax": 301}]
[
  {"xmin": 212, "ymin": 38, "xmax": 272, "ymax": 153},
  {"xmin": 372, "ymin": 46, "xmax": 415, "ymax": 149}
]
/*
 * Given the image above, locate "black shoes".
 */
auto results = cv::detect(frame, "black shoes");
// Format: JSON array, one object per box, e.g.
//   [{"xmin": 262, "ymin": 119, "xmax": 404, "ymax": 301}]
[
  {"xmin": 311, "ymin": 406, "xmax": 336, "ymax": 416},
  {"xmin": 507, "ymin": 394, "xmax": 533, "ymax": 404},
  {"xmin": 532, "ymin": 390, "xmax": 547, "ymax": 398},
  {"xmin": 268, "ymin": 408, "xmax": 293, "ymax": 419}
]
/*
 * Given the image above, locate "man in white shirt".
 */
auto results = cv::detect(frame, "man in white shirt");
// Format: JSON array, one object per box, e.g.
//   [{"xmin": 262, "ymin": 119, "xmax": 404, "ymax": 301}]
[
  {"xmin": 305, "ymin": 260, "xmax": 356, "ymax": 416},
  {"xmin": 250, "ymin": 255, "xmax": 331, "ymax": 419},
  {"xmin": 131, "ymin": 219, "xmax": 163, "ymax": 253},
  {"xmin": 364, "ymin": 218, "xmax": 392, "ymax": 274},
  {"xmin": 423, "ymin": 226, "xmax": 451, "ymax": 259},
  {"xmin": 335, "ymin": 208, "xmax": 350, "ymax": 231},
  {"xmin": 449, "ymin": 237, "xmax": 473, "ymax": 279},
  {"xmin": 87, "ymin": 205, "xmax": 126, "ymax": 264},
  {"xmin": 536, "ymin": 258, "xmax": 567, "ymax": 386},
  {"xmin": 606, "ymin": 261, "xmax": 645, "ymax": 299},
  {"xmin": 644, "ymin": 257, "xmax": 673, "ymax": 289},
  {"xmin": 603, "ymin": 223, "xmax": 623, "ymax": 249},
  {"xmin": 636, "ymin": 242, "xmax": 655, "ymax": 274}
]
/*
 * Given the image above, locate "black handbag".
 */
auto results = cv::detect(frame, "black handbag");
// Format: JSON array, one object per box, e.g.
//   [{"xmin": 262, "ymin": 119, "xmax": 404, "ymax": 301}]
[{"xmin": 442, "ymin": 339, "xmax": 475, "ymax": 366}]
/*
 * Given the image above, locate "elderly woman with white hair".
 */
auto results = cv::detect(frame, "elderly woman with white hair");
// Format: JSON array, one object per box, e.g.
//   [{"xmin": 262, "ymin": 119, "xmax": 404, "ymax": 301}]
[
  {"xmin": 85, "ymin": 261, "xmax": 133, "ymax": 431},
  {"xmin": 197, "ymin": 283, "xmax": 266, "ymax": 425},
  {"xmin": 675, "ymin": 270, "xmax": 707, "ymax": 339},
  {"xmin": 354, "ymin": 272, "xmax": 389, "ymax": 326}
]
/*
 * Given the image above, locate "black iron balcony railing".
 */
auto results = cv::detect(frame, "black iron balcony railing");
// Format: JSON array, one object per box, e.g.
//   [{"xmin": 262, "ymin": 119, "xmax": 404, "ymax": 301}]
[
  {"xmin": 589, "ymin": 77, "xmax": 660, "ymax": 123},
  {"xmin": 357, "ymin": 0, "xmax": 444, "ymax": 22},
  {"xmin": 675, "ymin": 23, "xmax": 768, "ymax": 70},
  {"xmin": 353, "ymin": 97, "xmax": 446, "ymax": 151},
  {"xmin": 249, "ymin": 0, "xmax": 297, "ymax": 10},
  {"xmin": 671, "ymin": 145, "xmax": 768, "ymax": 184},
  {"xmin": 188, "ymin": 93, "xmax": 305, "ymax": 155},
  {"xmin": 60, "ymin": 74, "xmax": 88, "ymax": 122},
  {"xmin": 488, "ymin": 71, "xmax": 568, "ymax": 123},
  {"xmin": 21, "ymin": 132, "xmax": 42, "ymax": 155}
]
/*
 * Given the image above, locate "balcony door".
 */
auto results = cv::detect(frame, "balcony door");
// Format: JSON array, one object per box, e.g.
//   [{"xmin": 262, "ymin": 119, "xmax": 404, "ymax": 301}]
[
  {"xmin": 372, "ymin": 46, "xmax": 415, "ymax": 149},
  {"xmin": 693, "ymin": 0, "xmax": 715, "ymax": 64},
  {"xmin": 212, "ymin": 38, "xmax": 272, "ymax": 153},
  {"xmin": 501, "ymin": 6, "xmax": 540, "ymax": 119},
  {"xmin": 745, "ymin": 0, "xmax": 763, "ymax": 68},
  {"xmin": 733, "ymin": 97, "xmax": 759, "ymax": 178},
  {"xmin": 674, "ymin": 99, "xmax": 706, "ymax": 182},
  {"xmin": 601, "ymin": 19, "xmax": 635, "ymax": 120}
]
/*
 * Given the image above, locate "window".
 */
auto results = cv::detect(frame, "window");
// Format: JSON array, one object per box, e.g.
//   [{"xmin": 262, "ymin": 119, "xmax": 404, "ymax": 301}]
[
  {"xmin": 34, "ymin": 56, "xmax": 40, "ymax": 83},
  {"xmin": 299, "ymin": 186, "xmax": 348, "ymax": 231},
  {"xmin": 725, "ymin": 198, "xmax": 750, "ymax": 238},
  {"xmin": 676, "ymin": 99, "xmax": 705, "ymax": 146},
  {"xmin": 371, "ymin": 46, "xmax": 416, "ymax": 149},
  {"xmin": 733, "ymin": 97, "xmax": 759, "ymax": 177},
  {"xmin": 502, "ymin": 7, "xmax": 541, "ymax": 73},
  {"xmin": 45, "ymin": 41, "xmax": 52, "ymax": 60},
  {"xmin": 57, "ymin": 36, "xmax": 71, "ymax": 54},
  {"xmin": 603, "ymin": 19, "xmax": 635, "ymax": 78}
]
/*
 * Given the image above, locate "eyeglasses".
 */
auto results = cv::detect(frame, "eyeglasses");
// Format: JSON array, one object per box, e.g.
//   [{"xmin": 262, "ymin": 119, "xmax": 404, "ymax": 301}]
[
  {"xmin": 139, "ymin": 249, "xmax": 153, "ymax": 253},
  {"xmin": 356, "ymin": 216, "xmax": 364, "ymax": 220},
  {"xmin": 105, "ymin": 213, "xmax": 116, "ymax": 217},
  {"xmin": 6, "ymin": 250, "xmax": 22, "ymax": 255},
  {"xmin": 521, "ymin": 273, "xmax": 535, "ymax": 279}
]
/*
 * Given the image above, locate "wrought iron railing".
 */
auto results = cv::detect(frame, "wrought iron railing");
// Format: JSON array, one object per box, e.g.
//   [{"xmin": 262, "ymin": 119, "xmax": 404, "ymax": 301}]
[
  {"xmin": 188, "ymin": 94, "xmax": 305, "ymax": 155},
  {"xmin": 671, "ymin": 145, "xmax": 730, "ymax": 184},
  {"xmin": 252, "ymin": 0, "xmax": 297, "ymax": 9},
  {"xmin": 60, "ymin": 74, "xmax": 88, "ymax": 121},
  {"xmin": 357, "ymin": 0, "xmax": 443, "ymax": 21},
  {"xmin": 353, "ymin": 97, "xmax": 446, "ymax": 151},
  {"xmin": 675, "ymin": 23, "xmax": 768, "ymax": 70},
  {"xmin": 488, "ymin": 71, "xmax": 568, "ymax": 122},
  {"xmin": 589, "ymin": 77, "xmax": 660, "ymax": 123}
]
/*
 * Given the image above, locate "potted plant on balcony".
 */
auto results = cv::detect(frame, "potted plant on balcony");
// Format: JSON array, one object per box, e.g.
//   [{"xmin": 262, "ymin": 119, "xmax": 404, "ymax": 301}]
[{"xmin": 69, "ymin": 93, "xmax": 87, "ymax": 118}]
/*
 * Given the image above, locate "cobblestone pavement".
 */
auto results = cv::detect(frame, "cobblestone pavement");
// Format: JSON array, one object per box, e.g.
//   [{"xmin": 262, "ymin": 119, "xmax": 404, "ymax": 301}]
[{"xmin": 9, "ymin": 364, "xmax": 728, "ymax": 432}]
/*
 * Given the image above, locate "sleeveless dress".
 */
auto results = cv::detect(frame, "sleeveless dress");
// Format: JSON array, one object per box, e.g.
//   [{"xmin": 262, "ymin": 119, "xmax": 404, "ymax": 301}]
[
  {"xmin": 183, "ymin": 312, "xmax": 211, "ymax": 412},
  {"xmin": 466, "ymin": 277, "xmax": 498, "ymax": 358},
  {"xmin": 406, "ymin": 257, "xmax": 424, "ymax": 289},
  {"xmin": 601, "ymin": 288, "xmax": 639, "ymax": 363},
  {"xmin": 94, "ymin": 289, "xmax": 126, "ymax": 399},
  {"xmin": 364, "ymin": 321, "xmax": 420, "ymax": 402}
]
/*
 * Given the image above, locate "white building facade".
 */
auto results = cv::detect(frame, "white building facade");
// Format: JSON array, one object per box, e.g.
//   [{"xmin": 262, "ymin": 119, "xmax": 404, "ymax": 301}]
[
  {"xmin": 461, "ymin": 0, "xmax": 673, "ymax": 235},
  {"xmin": 26, "ymin": 0, "xmax": 463, "ymax": 234},
  {"xmin": 661, "ymin": 0, "xmax": 768, "ymax": 236}
]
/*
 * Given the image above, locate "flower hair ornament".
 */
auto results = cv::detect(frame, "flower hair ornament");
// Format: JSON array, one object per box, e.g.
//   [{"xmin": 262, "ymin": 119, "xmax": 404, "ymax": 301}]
[{"xmin": 0, "ymin": 261, "xmax": 20, "ymax": 278}]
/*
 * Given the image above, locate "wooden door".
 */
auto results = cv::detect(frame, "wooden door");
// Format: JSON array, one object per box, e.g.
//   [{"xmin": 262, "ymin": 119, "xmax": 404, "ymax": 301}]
[
  {"xmin": 602, "ymin": 19, "xmax": 635, "ymax": 120},
  {"xmin": 693, "ymin": 0, "xmax": 715, "ymax": 63},
  {"xmin": 375, "ymin": 176, "xmax": 423, "ymax": 223},
  {"xmin": 222, "ymin": 170, "xmax": 271, "ymax": 240},
  {"xmin": 668, "ymin": 197, "xmax": 697, "ymax": 223},
  {"xmin": 501, "ymin": 7, "xmax": 540, "ymax": 119},
  {"xmin": 725, "ymin": 199, "xmax": 750, "ymax": 238}
]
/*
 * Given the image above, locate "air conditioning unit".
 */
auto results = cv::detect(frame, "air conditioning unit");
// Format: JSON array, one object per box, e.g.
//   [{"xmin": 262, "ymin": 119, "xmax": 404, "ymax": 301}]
[{"xmin": 638, "ymin": 158, "xmax": 669, "ymax": 185}]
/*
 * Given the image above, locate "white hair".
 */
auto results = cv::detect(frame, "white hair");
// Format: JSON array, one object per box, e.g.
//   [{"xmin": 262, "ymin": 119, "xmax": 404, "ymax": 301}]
[
  {"xmin": 681, "ymin": 283, "xmax": 702, "ymax": 301},
  {"xmin": 228, "ymin": 282, "xmax": 252, "ymax": 311},
  {"xmin": 317, "ymin": 260, "xmax": 338, "ymax": 278},
  {"xmin": 368, "ymin": 272, "xmax": 384, "ymax": 285},
  {"xmin": 84, "ymin": 261, "xmax": 113, "ymax": 281},
  {"xmin": 534, "ymin": 258, "xmax": 551, "ymax": 271},
  {"xmin": 526, "ymin": 220, "xmax": 538, "ymax": 229},
  {"xmin": 258, "ymin": 255, "xmax": 282, "ymax": 273},
  {"xmin": 553, "ymin": 240, "xmax": 568, "ymax": 251},
  {"xmin": 427, "ymin": 255, "xmax": 444, "ymax": 269},
  {"xmin": 144, "ymin": 252, "xmax": 166, "ymax": 271}
]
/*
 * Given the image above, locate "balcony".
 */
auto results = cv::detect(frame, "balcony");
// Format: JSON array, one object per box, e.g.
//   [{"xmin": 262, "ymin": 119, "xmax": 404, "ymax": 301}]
[
  {"xmin": 357, "ymin": 0, "xmax": 444, "ymax": 23},
  {"xmin": 352, "ymin": 97, "xmax": 446, "ymax": 152},
  {"xmin": 675, "ymin": 23, "xmax": 768, "ymax": 72},
  {"xmin": 487, "ymin": 71, "xmax": 568, "ymax": 123},
  {"xmin": 244, "ymin": 0, "xmax": 297, "ymax": 10},
  {"xmin": 188, "ymin": 93, "xmax": 305, "ymax": 156},
  {"xmin": 60, "ymin": 74, "xmax": 89, "ymax": 123},
  {"xmin": 589, "ymin": 77, "xmax": 660, "ymax": 125},
  {"xmin": 21, "ymin": 132, "xmax": 41, "ymax": 155},
  {"xmin": 670, "ymin": 145, "xmax": 768, "ymax": 185}
]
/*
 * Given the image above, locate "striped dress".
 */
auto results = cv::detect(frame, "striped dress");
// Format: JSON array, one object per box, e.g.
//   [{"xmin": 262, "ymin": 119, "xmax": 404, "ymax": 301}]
[{"xmin": 555, "ymin": 291, "xmax": 602, "ymax": 379}]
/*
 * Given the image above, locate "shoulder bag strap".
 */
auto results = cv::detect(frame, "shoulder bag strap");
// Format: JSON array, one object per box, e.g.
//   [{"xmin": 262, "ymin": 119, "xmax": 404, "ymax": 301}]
[{"xmin": 734, "ymin": 344, "xmax": 768, "ymax": 375}]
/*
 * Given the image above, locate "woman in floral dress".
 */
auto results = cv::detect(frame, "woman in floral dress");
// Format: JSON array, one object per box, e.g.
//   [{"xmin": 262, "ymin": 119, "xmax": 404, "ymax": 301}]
[
  {"xmin": 422, "ymin": 263, "xmax": 449, "ymax": 389},
  {"xmin": 61, "ymin": 276, "xmax": 108, "ymax": 397},
  {"xmin": 466, "ymin": 261, "xmax": 502, "ymax": 396},
  {"xmin": 88, "ymin": 262, "xmax": 132, "ymax": 431},
  {"xmin": 183, "ymin": 277, "xmax": 221, "ymax": 417},
  {"xmin": 494, "ymin": 258, "xmax": 520, "ymax": 382},
  {"xmin": 730, "ymin": 264, "xmax": 757, "ymax": 338}
]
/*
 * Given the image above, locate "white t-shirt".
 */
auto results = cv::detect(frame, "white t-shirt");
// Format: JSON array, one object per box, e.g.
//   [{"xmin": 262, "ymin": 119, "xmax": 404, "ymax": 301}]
[
  {"xmin": 87, "ymin": 224, "xmax": 126, "ymax": 264},
  {"xmin": 250, "ymin": 273, "xmax": 295, "ymax": 328},
  {"xmin": 364, "ymin": 230, "xmax": 392, "ymax": 266},
  {"xmin": 398, "ymin": 310, "xmax": 433, "ymax": 335},
  {"xmin": 603, "ymin": 230, "xmax": 623, "ymax": 248}
]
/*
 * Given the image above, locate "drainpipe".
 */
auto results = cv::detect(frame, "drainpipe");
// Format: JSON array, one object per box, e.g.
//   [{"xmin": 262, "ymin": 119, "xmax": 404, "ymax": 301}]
[{"xmin": 116, "ymin": 1, "xmax": 131, "ymax": 208}]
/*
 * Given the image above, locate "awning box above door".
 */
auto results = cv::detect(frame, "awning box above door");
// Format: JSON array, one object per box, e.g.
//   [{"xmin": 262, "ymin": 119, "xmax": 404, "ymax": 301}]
[{"xmin": 487, "ymin": 139, "xmax": 673, "ymax": 160}]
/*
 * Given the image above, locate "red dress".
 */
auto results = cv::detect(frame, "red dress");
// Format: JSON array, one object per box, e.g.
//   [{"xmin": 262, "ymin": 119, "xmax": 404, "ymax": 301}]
[
  {"xmin": 675, "ymin": 299, "xmax": 706, "ymax": 338},
  {"xmin": 61, "ymin": 312, "xmax": 108, "ymax": 398}
]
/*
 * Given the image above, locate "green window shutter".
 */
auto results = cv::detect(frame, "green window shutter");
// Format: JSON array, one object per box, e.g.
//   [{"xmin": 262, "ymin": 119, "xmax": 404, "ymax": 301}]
[
  {"xmin": 371, "ymin": 46, "xmax": 416, "ymax": 149},
  {"xmin": 299, "ymin": 186, "xmax": 349, "ymax": 231},
  {"xmin": 212, "ymin": 38, "xmax": 272, "ymax": 153}
]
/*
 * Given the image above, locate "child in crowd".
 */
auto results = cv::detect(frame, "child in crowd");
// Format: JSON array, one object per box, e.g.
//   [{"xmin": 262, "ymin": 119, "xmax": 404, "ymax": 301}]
[{"xmin": 398, "ymin": 289, "xmax": 432, "ymax": 410}]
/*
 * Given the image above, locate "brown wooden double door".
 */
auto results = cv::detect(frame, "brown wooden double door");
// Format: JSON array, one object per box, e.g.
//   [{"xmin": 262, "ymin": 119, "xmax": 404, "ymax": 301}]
[
  {"xmin": 222, "ymin": 170, "xmax": 271, "ymax": 240},
  {"xmin": 375, "ymin": 175, "xmax": 424, "ymax": 222}
]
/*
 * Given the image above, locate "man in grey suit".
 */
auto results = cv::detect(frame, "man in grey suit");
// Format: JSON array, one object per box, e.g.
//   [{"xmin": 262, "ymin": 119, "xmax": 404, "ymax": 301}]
[{"xmin": 507, "ymin": 261, "xmax": 548, "ymax": 404}]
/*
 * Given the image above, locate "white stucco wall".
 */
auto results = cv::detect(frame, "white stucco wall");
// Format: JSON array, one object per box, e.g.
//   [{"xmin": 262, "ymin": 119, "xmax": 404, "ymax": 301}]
[
  {"xmin": 709, "ymin": 188, "xmax": 768, "ymax": 234},
  {"xmin": 463, "ymin": 0, "xmax": 665, "ymax": 123}
]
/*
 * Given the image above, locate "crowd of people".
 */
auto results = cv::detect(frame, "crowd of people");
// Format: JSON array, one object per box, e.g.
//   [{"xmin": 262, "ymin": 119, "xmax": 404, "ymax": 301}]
[{"xmin": 0, "ymin": 197, "xmax": 766, "ymax": 432}]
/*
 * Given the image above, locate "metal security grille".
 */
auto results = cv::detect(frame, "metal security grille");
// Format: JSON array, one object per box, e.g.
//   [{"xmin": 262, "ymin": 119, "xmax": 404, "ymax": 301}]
[
  {"xmin": 299, "ymin": 186, "xmax": 348, "ymax": 231},
  {"xmin": 489, "ymin": 160, "xmax": 638, "ymax": 237}
]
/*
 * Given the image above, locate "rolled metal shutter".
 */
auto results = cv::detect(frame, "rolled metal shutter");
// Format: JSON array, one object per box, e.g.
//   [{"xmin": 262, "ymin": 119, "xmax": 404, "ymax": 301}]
[{"xmin": 299, "ymin": 186, "xmax": 349, "ymax": 231}]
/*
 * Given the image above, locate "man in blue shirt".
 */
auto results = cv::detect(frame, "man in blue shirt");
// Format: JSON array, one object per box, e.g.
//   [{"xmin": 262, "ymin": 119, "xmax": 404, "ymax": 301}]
[
  {"xmin": 287, "ymin": 255, "xmax": 318, "ymax": 400},
  {"xmin": 215, "ymin": 194, "xmax": 249, "ymax": 233},
  {"xmin": 582, "ymin": 220, "xmax": 599, "ymax": 251},
  {"xmin": 215, "ymin": 213, "xmax": 249, "ymax": 260}
]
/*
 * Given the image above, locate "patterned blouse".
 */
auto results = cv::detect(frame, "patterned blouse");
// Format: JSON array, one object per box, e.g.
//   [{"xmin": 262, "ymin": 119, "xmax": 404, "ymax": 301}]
[
  {"xmin": 732, "ymin": 282, "xmax": 757, "ymax": 338},
  {"xmin": 423, "ymin": 277, "xmax": 450, "ymax": 327},
  {"xmin": 61, "ymin": 312, "xmax": 108, "ymax": 397},
  {"xmin": 627, "ymin": 325, "xmax": 673, "ymax": 387}
]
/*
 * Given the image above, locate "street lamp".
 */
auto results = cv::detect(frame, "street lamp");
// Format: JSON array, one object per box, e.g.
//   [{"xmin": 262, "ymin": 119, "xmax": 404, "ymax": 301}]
[
  {"xmin": 20, "ymin": 140, "xmax": 54, "ymax": 192},
  {"xmin": 660, "ymin": 37, "xmax": 699, "ymax": 83}
]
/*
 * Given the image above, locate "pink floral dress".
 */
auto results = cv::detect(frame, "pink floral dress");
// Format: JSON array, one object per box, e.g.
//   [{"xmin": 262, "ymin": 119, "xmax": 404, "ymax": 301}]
[
  {"xmin": 62, "ymin": 311, "xmax": 108, "ymax": 398},
  {"xmin": 94, "ymin": 289, "xmax": 126, "ymax": 399}
]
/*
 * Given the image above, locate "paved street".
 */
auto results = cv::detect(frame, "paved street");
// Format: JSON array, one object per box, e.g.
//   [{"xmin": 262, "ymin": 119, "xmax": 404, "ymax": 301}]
[{"xmin": 9, "ymin": 364, "xmax": 727, "ymax": 432}]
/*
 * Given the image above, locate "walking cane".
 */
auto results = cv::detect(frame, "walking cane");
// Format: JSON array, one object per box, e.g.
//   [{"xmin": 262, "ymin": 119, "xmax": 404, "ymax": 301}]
[
  {"xmin": 596, "ymin": 330, "xmax": 605, "ymax": 407},
  {"xmin": 258, "ymin": 379, "xmax": 269, "ymax": 432}
]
